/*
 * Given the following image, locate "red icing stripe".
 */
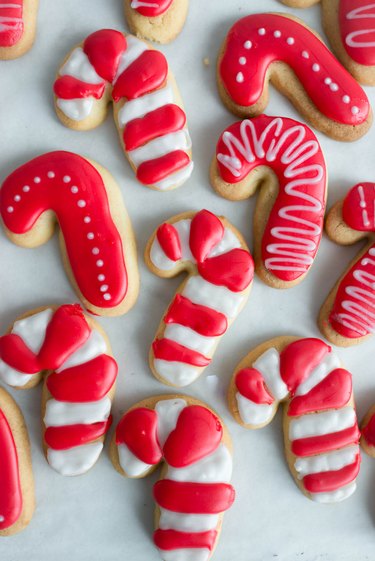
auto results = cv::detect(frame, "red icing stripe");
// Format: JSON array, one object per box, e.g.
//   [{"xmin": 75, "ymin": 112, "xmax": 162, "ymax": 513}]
[
  {"xmin": 303, "ymin": 456, "xmax": 361, "ymax": 494},
  {"xmin": 189, "ymin": 210, "xmax": 224, "ymax": 263},
  {"xmin": 154, "ymin": 480, "xmax": 235, "ymax": 514},
  {"xmin": 132, "ymin": 0, "xmax": 173, "ymax": 17},
  {"xmin": 123, "ymin": 104, "xmax": 186, "ymax": 151},
  {"xmin": 83, "ymin": 29, "xmax": 126, "ymax": 83},
  {"xmin": 44, "ymin": 419, "xmax": 112, "ymax": 450},
  {"xmin": 197, "ymin": 248, "xmax": 254, "ymax": 292},
  {"xmin": 154, "ymin": 529, "xmax": 217, "ymax": 551},
  {"xmin": 0, "ymin": 334, "xmax": 40, "ymax": 374},
  {"xmin": 112, "ymin": 50, "xmax": 168, "ymax": 102},
  {"xmin": 165, "ymin": 294, "xmax": 228, "ymax": 337},
  {"xmin": 156, "ymin": 223, "xmax": 181, "ymax": 261},
  {"xmin": 288, "ymin": 369, "xmax": 352, "ymax": 417},
  {"xmin": 362, "ymin": 413, "xmax": 375, "ymax": 447},
  {"xmin": 137, "ymin": 150, "xmax": 190, "ymax": 185},
  {"xmin": 235, "ymin": 368, "xmax": 274, "ymax": 405},
  {"xmin": 0, "ymin": 1, "xmax": 23, "ymax": 48},
  {"xmin": 0, "ymin": 409, "xmax": 22, "ymax": 531},
  {"xmin": 152, "ymin": 338, "xmax": 211, "ymax": 366},
  {"xmin": 46, "ymin": 355, "xmax": 118, "ymax": 402},
  {"xmin": 53, "ymin": 76, "xmax": 106, "ymax": 100},
  {"xmin": 115, "ymin": 407, "xmax": 162, "ymax": 465},
  {"xmin": 280, "ymin": 338, "xmax": 331, "ymax": 394},
  {"xmin": 291, "ymin": 425, "xmax": 360, "ymax": 458}
]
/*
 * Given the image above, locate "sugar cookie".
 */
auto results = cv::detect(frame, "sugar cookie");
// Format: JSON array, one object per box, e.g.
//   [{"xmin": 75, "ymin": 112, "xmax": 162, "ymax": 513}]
[
  {"xmin": 124, "ymin": 0, "xmax": 188, "ymax": 44},
  {"xmin": 0, "ymin": 0, "xmax": 38, "ymax": 60},
  {"xmin": 361, "ymin": 404, "xmax": 375, "ymax": 457}
]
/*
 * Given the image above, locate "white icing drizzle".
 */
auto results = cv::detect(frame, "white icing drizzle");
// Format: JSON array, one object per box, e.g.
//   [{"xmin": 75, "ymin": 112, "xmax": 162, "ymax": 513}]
[
  {"xmin": 346, "ymin": 4, "xmax": 375, "ymax": 48},
  {"xmin": 44, "ymin": 396, "xmax": 112, "ymax": 427},
  {"xmin": 288, "ymin": 407, "xmax": 356, "ymax": 440},
  {"xmin": 47, "ymin": 442, "xmax": 104, "ymax": 476}
]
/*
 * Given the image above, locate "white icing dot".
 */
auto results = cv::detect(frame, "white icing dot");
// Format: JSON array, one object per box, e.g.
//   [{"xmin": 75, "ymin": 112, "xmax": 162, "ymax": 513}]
[
  {"xmin": 7, "ymin": 206, "xmax": 14, "ymax": 213},
  {"xmin": 14, "ymin": 195, "xmax": 21, "ymax": 202},
  {"xmin": 352, "ymin": 106, "xmax": 360, "ymax": 115},
  {"xmin": 324, "ymin": 77, "xmax": 332, "ymax": 85},
  {"xmin": 84, "ymin": 216, "xmax": 91, "ymax": 223},
  {"xmin": 22, "ymin": 185, "xmax": 30, "ymax": 192},
  {"xmin": 96, "ymin": 260, "xmax": 104, "ymax": 267},
  {"xmin": 103, "ymin": 294, "xmax": 111, "ymax": 301},
  {"xmin": 33, "ymin": 176, "xmax": 41, "ymax": 184},
  {"xmin": 330, "ymin": 83, "xmax": 339, "ymax": 92},
  {"xmin": 0, "ymin": 515, "xmax": 4, "ymax": 522},
  {"xmin": 236, "ymin": 72, "xmax": 244, "ymax": 83},
  {"xmin": 274, "ymin": 30, "xmax": 281, "ymax": 38},
  {"xmin": 100, "ymin": 285, "xmax": 109, "ymax": 292},
  {"xmin": 63, "ymin": 175, "xmax": 71, "ymax": 183},
  {"xmin": 77, "ymin": 200, "xmax": 86, "ymax": 208},
  {"xmin": 342, "ymin": 95, "xmax": 351, "ymax": 104},
  {"xmin": 47, "ymin": 171, "xmax": 55, "ymax": 179},
  {"xmin": 92, "ymin": 247, "xmax": 100, "ymax": 255},
  {"xmin": 312, "ymin": 63, "xmax": 320, "ymax": 72},
  {"xmin": 244, "ymin": 40, "xmax": 252, "ymax": 49},
  {"xmin": 258, "ymin": 28, "xmax": 266, "ymax": 35},
  {"xmin": 360, "ymin": 200, "xmax": 366, "ymax": 208},
  {"xmin": 287, "ymin": 37, "xmax": 295, "ymax": 45},
  {"xmin": 302, "ymin": 50, "xmax": 309, "ymax": 58},
  {"xmin": 98, "ymin": 274, "xmax": 105, "ymax": 281},
  {"xmin": 239, "ymin": 56, "xmax": 246, "ymax": 65},
  {"xmin": 71, "ymin": 186, "xmax": 79, "ymax": 194},
  {"xmin": 87, "ymin": 232, "xmax": 94, "ymax": 240}
]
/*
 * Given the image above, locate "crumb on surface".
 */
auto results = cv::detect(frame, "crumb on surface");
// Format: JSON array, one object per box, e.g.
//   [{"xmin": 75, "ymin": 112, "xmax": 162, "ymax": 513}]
[{"xmin": 203, "ymin": 57, "xmax": 210, "ymax": 67}]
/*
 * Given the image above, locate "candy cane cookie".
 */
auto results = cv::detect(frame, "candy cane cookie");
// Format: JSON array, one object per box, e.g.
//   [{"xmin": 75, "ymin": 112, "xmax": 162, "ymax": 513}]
[
  {"xmin": 145, "ymin": 209, "xmax": 254, "ymax": 387},
  {"xmin": 217, "ymin": 13, "xmax": 372, "ymax": 141},
  {"xmin": 0, "ymin": 388, "xmax": 34, "ymax": 536},
  {"xmin": 110, "ymin": 395, "xmax": 235, "ymax": 561},
  {"xmin": 229, "ymin": 337, "xmax": 361, "ymax": 503},
  {"xmin": 210, "ymin": 115, "xmax": 327, "ymax": 288},
  {"xmin": 53, "ymin": 29, "xmax": 193, "ymax": 191},
  {"xmin": 0, "ymin": 151, "xmax": 139, "ymax": 317},
  {"xmin": 0, "ymin": 304, "xmax": 118, "ymax": 476},
  {"xmin": 361, "ymin": 404, "xmax": 375, "ymax": 457},
  {"xmin": 124, "ymin": 0, "xmax": 188, "ymax": 44},
  {"xmin": 0, "ymin": 0, "xmax": 38, "ymax": 60}
]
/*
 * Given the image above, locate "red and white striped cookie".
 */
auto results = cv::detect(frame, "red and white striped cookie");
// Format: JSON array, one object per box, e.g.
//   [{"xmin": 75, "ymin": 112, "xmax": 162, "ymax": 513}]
[
  {"xmin": 53, "ymin": 29, "xmax": 193, "ymax": 191},
  {"xmin": 0, "ymin": 304, "xmax": 118, "ymax": 476},
  {"xmin": 229, "ymin": 337, "xmax": 361, "ymax": 503},
  {"xmin": 145, "ymin": 210, "xmax": 254, "ymax": 387},
  {"xmin": 111, "ymin": 395, "xmax": 235, "ymax": 561},
  {"xmin": 319, "ymin": 183, "xmax": 375, "ymax": 346},
  {"xmin": 0, "ymin": 0, "xmax": 38, "ymax": 60},
  {"xmin": 361, "ymin": 404, "xmax": 375, "ymax": 457},
  {"xmin": 124, "ymin": 0, "xmax": 188, "ymax": 44}
]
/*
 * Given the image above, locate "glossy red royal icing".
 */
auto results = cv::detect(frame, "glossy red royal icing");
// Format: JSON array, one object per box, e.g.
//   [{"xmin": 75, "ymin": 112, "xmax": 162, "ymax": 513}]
[
  {"xmin": 303, "ymin": 455, "xmax": 361, "ymax": 493},
  {"xmin": 84, "ymin": 29, "xmax": 126, "ymax": 83},
  {"xmin": 53, "ymin": 76, "xmax": 106, "ymax": 100},
  {"xmin": 115, "ymin": 408, "xmax": 162, "ymax": 465},
  {"xmin": 189, "ymin": 209, "xmax": 224, "ymax": 262},
  {"xmin": 220, "ymin": 13, "xmax": 369, "ymax": 125},
  {"xmin": 291, "ymin": 425, "xmax": 360, "ymax": 457},
  {"xmin": 0, "ymin": 0, "xmax": 23, "ymax": 47},
  {"xmin": 152, "ymin": 338, "xmax": 211, "ymax": 366},
  {"xmin": 165, "ymin": 294, "xmax": 228, "ymax": 337},
  {"xmin": 235, "ymin": 368, "xmax": 275, "ymax": 405},
  {"xmin": 216, "ymin": 116, "xmax": 326, "ymax": 282},
  {"xmin": 0, "ymin": 408, "xmax": 22, "ymax": 531},
  {"xmin": 154, "ymin": 529, "xmax": 217, "ymax": 551},
  {"xmin": 131, "ymin": 0, "xmax": 173, "ymax": 17},
  {"xmin": 340, "ymin": 0, "xmax": 375, "ymax": 66},
  {"xmin": 44, "ymin": 419, "xmax": 112, "ymax": 450},
  {"xmin": 137, "ymin": 151, "xmax": 191, "ymax": 185},
  {"xmin": 156, "ymin": 223, "xmax": 182, "ymax": 261},
  {"xmin": 153, "ymin": 480, "xmax": 236, "ymax": 514},
  {"xmin": 0, "ymin": 152, "xmax": 128, "ymax": 309},
  {"xmin": 362, "ymin": 411, "xmax": 375, "ymax": 446}
]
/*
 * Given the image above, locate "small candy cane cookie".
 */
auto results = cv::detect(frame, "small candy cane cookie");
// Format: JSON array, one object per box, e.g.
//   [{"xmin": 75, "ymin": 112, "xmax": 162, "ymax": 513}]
[
  {"xmin": 361, "ymin": 404, "xmax": 375, "ymax": 457},
  {"xmin": 0, "ymin": 304, "xmax": 118, "ymax": 476},
  {"xmin": 217, "ymin": 13, "xmax": 372, "ymax": 141},
  {"xmin": 145, "ymin": 210, "xmax": 254, "ymax": 387},
  {"xmin": 210, "ymin": 115, "xmax": 327, "ymax": 288},
  {"xmin": 124, "ymin": 0, "xmax": 188, "ymax": 44},
  {"xmin": 110, "ymin": 395, "xmax": 235, "ymax": 561},
  {"xmin": 319, "ymin": 183, "xmax": 375, "ymax": 346},
  {"xmin": 53, "ymin": 29, "xmax": 193, "ymax": 191},
  {"xmin": 0, "ymin": 388, "xmax": 34, "ymax": 536},
  {"xmin": 0, "ymin": 0, "xmax": 38, "ymax": 60},
  {"xmin": 229, "ymin": 337, "xmax": 361, "ymax": 503},
  {"xmin": 0, "ymin": 151, "xmax": 139, "ymax": 317}
]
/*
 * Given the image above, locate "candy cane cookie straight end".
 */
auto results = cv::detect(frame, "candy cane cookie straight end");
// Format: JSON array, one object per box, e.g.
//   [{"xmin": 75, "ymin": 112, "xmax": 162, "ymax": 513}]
[
  {"xmin": 53, "ymin": 29, "xmax": 193, "ymax": 191},
  {"xmin": 0, "ymin": 304, "xmax": 118, "ymax": 476},
  {"xmin": 0, "ymin": 151, "xmax": 140, "ymax": 317},
  {"xmin": 361, "ymin": 404, "xmax": 375, "ymax": 458},
  {"xmin": 217, "ymin": 13, "xmax": 372, "ymax": 141},
  {"xmin": 145, "ymin": 209, "xmax": 254, "ymax": 388},
  {"xmin": 229, "ymin": 336, "xmax": 361, "ymax": 503},
  {"xmin": 0, "ymin": 0, "xmax": 38, "ymax": 61},
  {"xmin": 0, "ymin": 388, "xmax": 34, "ymax": 536},
  {"xmin": 110, "ymin": 395, "xmax": 235, "ymax": 561},
  {"xmin": 318, "ymin": 183, "xmax": 375, "ymax": 347},
  {"xmin": 124, "ymin": 0, "xmax": 189, "ymax": 44}
]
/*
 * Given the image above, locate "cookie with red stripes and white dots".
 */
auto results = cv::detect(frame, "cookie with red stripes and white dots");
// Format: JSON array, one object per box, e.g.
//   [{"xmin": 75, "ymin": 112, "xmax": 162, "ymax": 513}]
[
  {"xmin": 53, "ymin": 29, "xmax": 193, "ymax": 191},
  {"xmin": 0, "ymin": 304, "xmax": 118, "ymax": 476},
  {"xmin": 110, "ymin": 394, "xmax": 235, "ymax": 561},
  {"xmin": 0, "ymin": 0, "xmax": 38, "ymax": 60},
  {"xmin": 229, "ymin": 336, "xmax": 361, "ymax": 503},
  {"xmin": 124, "ymin": 0, "xmax": 188, "ymax": 44}
]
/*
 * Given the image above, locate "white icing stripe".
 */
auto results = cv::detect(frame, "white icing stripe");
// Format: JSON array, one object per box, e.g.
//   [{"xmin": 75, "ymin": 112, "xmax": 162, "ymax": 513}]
[
  {"xmin": 295, "ymin": 351, "xmax": 341, "ymax": 396},
  {"xmin": 236, "ymin": 392, "xmax": 276, "ymax": 426},
  {"xmin": 44, "ymin": 396, "xmax": 111, "ymax": 427},
  {"xmin": 183, "ymin": 276, "xmax": 245, "ymax": 318},
  {"xmin": 12, "ymin": 308, "xmax": 53, "ymax": 353},
  {"xmin": 155, "ymin": 398, "xmax": 187, "ymax": 447},
  {"xmin": 0, "ymin": 362, "xmax": 33, "ymax": 387},
  {"xmin": 150, "ymin": 237, "xmax": 176, "ymax": 270},
  {"xmin": 47, "ymin": 442, "xmax": 103, "ymax": 476},
  {"xmin": 164, "ymin": 324, "xmax": 216, "ymax": 356},
  {"xmin": 208, "ymin": 227, "xmax": 242, "ymax": 258},
  {"xmin": 174, "ymin": 219, "xmax": 194, "ymax": 261},
  {"xmin": 153, "ymin": 161, "xmax": 194, "ymax": 191},
  {"xmin": 57, "ymin": 330, "xmax": 107, "ymax": 372},
  {"xmin": 128, "ymin": 130, "xmax": 192, "ymax": 167},
  {"xmin": 118, "ymin": 84, "xmax": 174, "ymax": 126},
  {"xmin": 294, "ymin": 445, "xmax": 359, "ymax": 478},
  {"xmin": 114, "ymin": 35, "xmax": 148, "ymax": 81},
  {"xmin": 167, "ymin": 444, "xmax": 233, "ymax": 483},
  {"xmin": 59, "ymin": 48, "xmax": 104, "ymax": 84},
  {"xmin": 56, "ymin": 97, "xmax": 94, "ymax": 121},
  {"xmin": 289, "ymin": 407, "xmax": 356, "ymax": 440},
  {"xmin": 131, "ymin": 0, "xmax": 160, "ymax": 8},
  {"xmin": 117, "ymin": 443, "xmax": 153, "ymax": 477},
  {"xmin": 254, "ymin": 347, "xmax": 288, "ymax": 400},
  {"xmin": 158, "ymin": 549, "xmax": 210, "ymax": 561},
  {"xmin": 311, "ymin": 481, "xmax": 357, "ymax": 503},
  {"xmin": 159, "ymin": 509, "xmax": 219, "ymax": 533},
  {"xmin": 153, "ymin": 359, "xmax": 201, "ymax": 387}
]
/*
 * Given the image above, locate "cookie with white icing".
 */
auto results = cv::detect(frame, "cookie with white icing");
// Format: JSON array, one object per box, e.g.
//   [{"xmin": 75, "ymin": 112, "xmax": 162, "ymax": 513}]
[
  {"xmin": 0, "ymin": 0, "xmax": 38, "ymax": 60},
  {"xmin": 124, "ymin": 0, "xmax": 188, "ymax": 44}
]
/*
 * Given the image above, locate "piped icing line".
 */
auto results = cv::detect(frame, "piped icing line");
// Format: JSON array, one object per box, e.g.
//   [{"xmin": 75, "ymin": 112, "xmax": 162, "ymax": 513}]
[
  {"xmin": 53, "ymin": 30, "xmax": 193, "ymax": 191},
  {"xmin": 0, "ymin": 151, "xmax": 138, "ymax": 316},
  {"xmin": 0, "ymin": 304, "xmax": 118, "ymax": 476},
  {"xmin": 113, "ymin": 397, "xmax": 235, "ymax": 561},
  {"xmin": 0, "ymin": 0, "xmax": 23, "ymax": 47},
  {"xmin": 130, "ymin": 0, "xmax": 173, "ymax": 17},
  {"xmin": 218, "ymin": 13, "xmax": 370, "ymax": 132},
  {"xmin": 213, "ymin": 115, "xmax": 327, "ymax": 284},
  {"xmin": 232, "ymin": 337, "xmax": 361, "ymax": 502},
  {"xmin": 147, "ymin": 210, "xmax": 254, "ymax": 387},
  {"xmin": 340, "ymin": 1, "xmax": 375, "ymax": 66}
]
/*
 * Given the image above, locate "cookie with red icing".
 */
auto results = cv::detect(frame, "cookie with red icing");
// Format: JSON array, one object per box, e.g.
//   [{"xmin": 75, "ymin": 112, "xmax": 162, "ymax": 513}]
[
  {"xmin": 229, "ymin": 336, "xmax": 361, "ymax": 503},
  {"xmin": 361, "ymin": 404, "xmax": 375, "ymax": 457},
  {"xmin": 124, "ymin": 0, "xmax": 188, "ymax": 44},
  {"xmin": 110, "ymin": 394, "xmax": 235, "ymax": 561},
  {"xmin": 0, "ymin": 0, "xmax": 38, "ymax": 60},
  {"xmin": 145, "ymin": 209, "xmax": 254, "ymax": 387},
  {"xmin": 0, "ymin": 151, "xmax": 139, "ymax": 317},
  {"xmin": 53, "ymin": 29, "xmax": 193, "ymax": 191},
  {"xmin": 319, "ymin": 183, "xmax": 375, "ymax": 346},
  {"xmin": 210, "ymin": 115, "xmax": 327, "ymax": 289},
  {"xmin": 217, "ymin": 13, "xmax": 372, "ymax": 140},
  {"xmin": 0, "ymin": 304, "xmax": 118, "ymax": 476},
  {"xmin": 0, "ymin": 387, "xmax": 34, "ymax": 536}
]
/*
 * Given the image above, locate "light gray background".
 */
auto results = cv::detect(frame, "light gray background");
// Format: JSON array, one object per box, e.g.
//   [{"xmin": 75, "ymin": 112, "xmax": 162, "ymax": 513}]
[{"xmin": 1, "ymin": 1, "xmax": 375, "ymax": 559}]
